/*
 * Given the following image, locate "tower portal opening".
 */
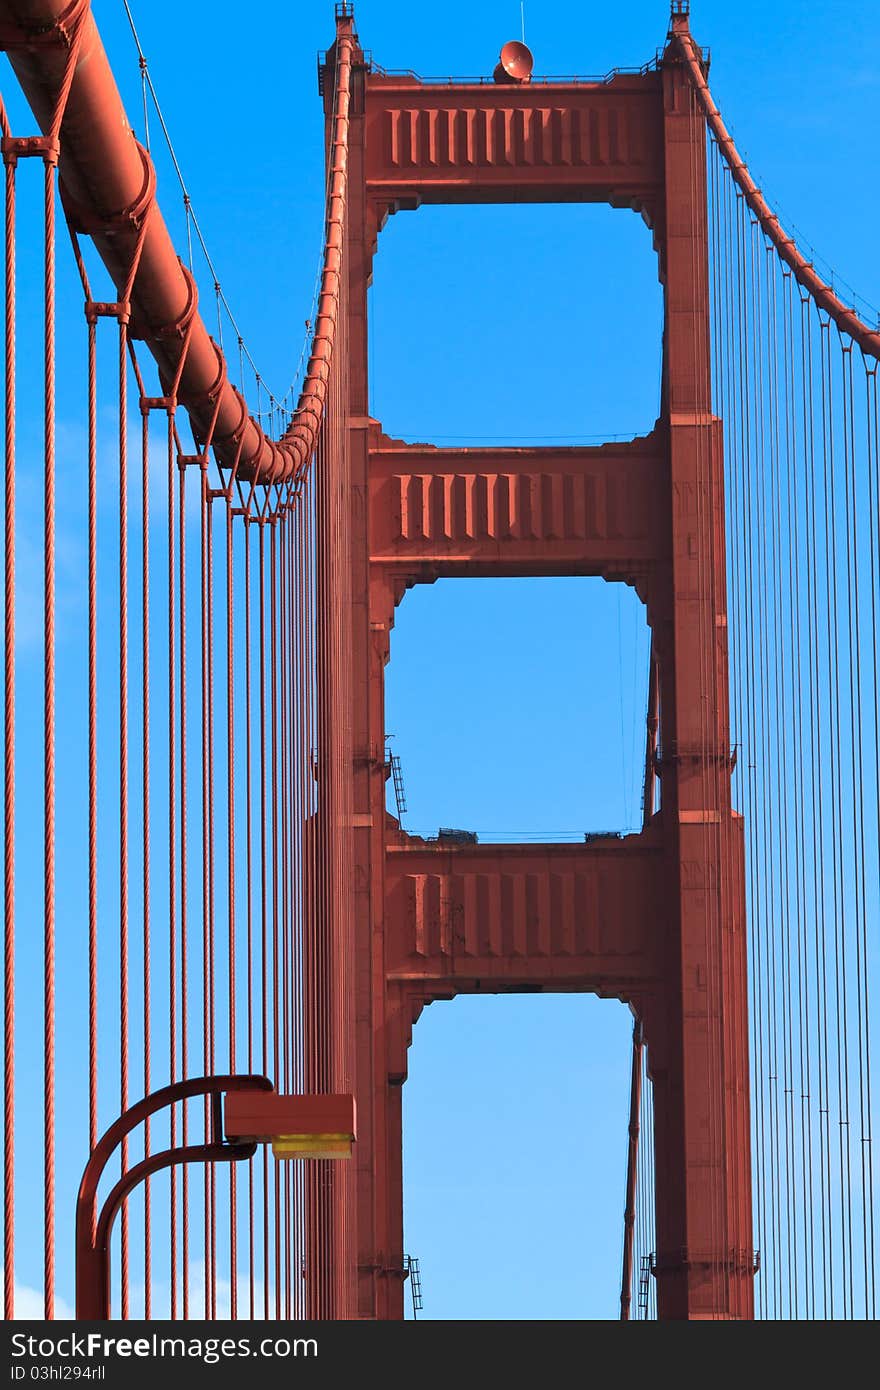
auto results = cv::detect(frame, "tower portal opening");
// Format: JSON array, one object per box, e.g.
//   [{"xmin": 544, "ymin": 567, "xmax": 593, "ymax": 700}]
[
  {"xmin": 369, "ymin": 203, "xmax": 662, "ymax": 447},
  {"xmin": 402, "ymin": 992, "xmax": 635, "ymax": 1319},
  {"xmin": 384, "ymin": 576, "xmax": 651, "ymax": 841}
]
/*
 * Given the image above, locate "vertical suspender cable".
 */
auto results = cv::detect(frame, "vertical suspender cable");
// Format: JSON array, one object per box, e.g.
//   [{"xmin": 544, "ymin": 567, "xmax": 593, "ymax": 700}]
[
  {"xmin": 258, "ymin": 517, "xmax": 270, "ymax": 1320},
  {"xmin": 619, "ymin": 1023, "xmax": 643, "ymax": 1319},
  {"xmin": 1, "ymin": 106, "xmax": 14, "ymax": 1326},
  {"xmin": 225, "ymin": 502, "xmax": 237, "ymax": 1317},
  {"xmin": 136, "ymin": 352, "xmax": 152, "ymax": 1319},
  {"xmin": 42, "ymin": 143, "xmax": 58, "ymax": 1330},
  {"xmin": 178, "ymin": 430, "xmax": 190, "ymax": 1321},
  {"xmin": 167, "ymin": 401, "xmax": 178, "ymax": 1320}
]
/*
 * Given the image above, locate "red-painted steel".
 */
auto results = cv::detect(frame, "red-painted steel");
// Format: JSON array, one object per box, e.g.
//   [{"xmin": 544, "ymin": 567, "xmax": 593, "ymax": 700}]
[
  {"xmin": 1, "ymin": 0, "xmax": 878, "ymax": 1325},
  {"xmin": 619, "ymin": 1023, "xmax": 644, "ymax": 1320},
  {"xmin": 1, "ymin": 93, "xmax": 14, "ymax": 1327},
  {"xmin": 367, "ymin": 430, "xmax": 664, "ymax": 594},
  {"xmin": 671, "ymin": 21, "xmax": 880, "ymax": 360},
  {"xmin": 338, "ymin": 3, "xmax": 754, "ymax": 1319},
  {"xmin": 75, "ymin": 1076, "xmax": 271, "ymax": 1319},
  {"xmin": 0, "ymin": 0, "xmax": 361, "ymax": 1322},
  {"xmin": 0, "ymin": 0, "xmax": 354, "ymax": 481}
]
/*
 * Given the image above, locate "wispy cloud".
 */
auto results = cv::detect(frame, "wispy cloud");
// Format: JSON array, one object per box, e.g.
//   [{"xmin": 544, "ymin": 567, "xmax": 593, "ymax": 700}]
[
  {"xmin": 3, "ymin": 1265, "xmax": 271, "ymax": 1321},
  {"xmin": 132, "ymin": 1261, "xmax": 270, "ymax": 1320},
  {"xmin": 4, "ymin": 1280, "xmax": 74, "ymax": 1320}
]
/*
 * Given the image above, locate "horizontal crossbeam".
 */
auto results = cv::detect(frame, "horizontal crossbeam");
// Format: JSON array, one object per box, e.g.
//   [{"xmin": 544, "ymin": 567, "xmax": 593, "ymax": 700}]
[
  {"xmin": 384, "ymin": 832, "xmax": 661, "ymax": 998},
  {"xmin": 369, "ymin": 428, "xmax": 665, "ymax": 592}
]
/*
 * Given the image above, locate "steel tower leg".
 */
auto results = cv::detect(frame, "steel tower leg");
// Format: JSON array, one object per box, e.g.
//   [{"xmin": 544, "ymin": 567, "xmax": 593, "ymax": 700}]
[{"xmin": 641, "ymin": 44, "xmax": 754, "ymax": 1318}]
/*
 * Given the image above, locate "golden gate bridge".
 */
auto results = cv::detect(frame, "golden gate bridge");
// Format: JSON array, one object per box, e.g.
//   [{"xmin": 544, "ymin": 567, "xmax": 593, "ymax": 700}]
[{"xmin": 0, "ymin": 0, "xmax": 878, "ymax": 1320}]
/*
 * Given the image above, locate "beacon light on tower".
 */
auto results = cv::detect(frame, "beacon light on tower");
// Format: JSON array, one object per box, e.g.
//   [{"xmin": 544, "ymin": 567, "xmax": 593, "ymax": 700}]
[
  {"xmin": 225, "ymin": 1091, "xmax": 357, "ymax": 1160},
  {"xmin": 493, "ymin": 39, "xmax": 534, "ymax": 84}
]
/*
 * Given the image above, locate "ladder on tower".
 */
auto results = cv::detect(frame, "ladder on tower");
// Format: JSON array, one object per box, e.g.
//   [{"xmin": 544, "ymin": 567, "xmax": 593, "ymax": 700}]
[
  {"xmin": 638, "ymin": 1253, "xmax": 655, "ymax": 1318},
  {"xmin": 404, "ymin": 1254, "xmax": 423, "ymax": 1318},
  {"xmin": 385, "ymin": 746, "xmax": 407, "ymax": 825}
]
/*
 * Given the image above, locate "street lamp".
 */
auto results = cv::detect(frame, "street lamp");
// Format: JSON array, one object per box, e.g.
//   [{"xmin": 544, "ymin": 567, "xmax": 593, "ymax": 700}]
[{"xmin": 75, "ymin": 1075, "xmax": 356, "ymax": 1319}]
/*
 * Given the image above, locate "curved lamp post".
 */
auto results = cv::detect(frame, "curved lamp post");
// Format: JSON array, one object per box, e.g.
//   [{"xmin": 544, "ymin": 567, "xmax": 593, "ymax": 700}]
[{"xmin": 76, "ymin": 1075, "xmax": 355, "ymax": 1319}]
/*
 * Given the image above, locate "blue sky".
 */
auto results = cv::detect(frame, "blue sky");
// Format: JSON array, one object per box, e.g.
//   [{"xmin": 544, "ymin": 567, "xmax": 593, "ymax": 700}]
[{"xmin": 3, "ymin": 0, "xmax": 879, "ymax": 1320}]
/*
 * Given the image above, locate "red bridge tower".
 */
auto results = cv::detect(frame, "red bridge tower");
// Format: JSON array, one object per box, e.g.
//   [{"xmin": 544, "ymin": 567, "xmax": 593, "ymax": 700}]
[{"xmin": 325, "ymin": 4, "xmax": 753, "ymax": 1320}]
